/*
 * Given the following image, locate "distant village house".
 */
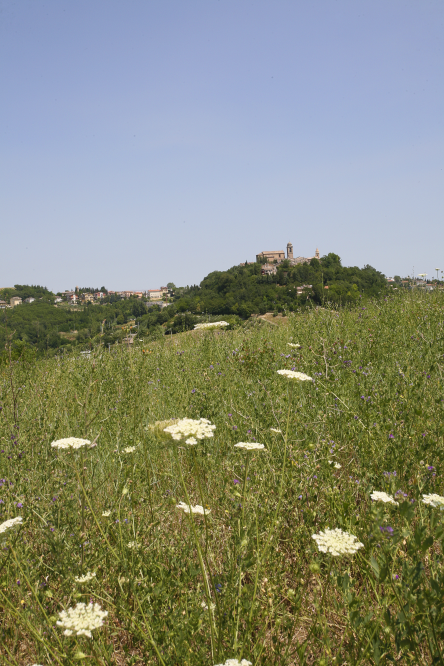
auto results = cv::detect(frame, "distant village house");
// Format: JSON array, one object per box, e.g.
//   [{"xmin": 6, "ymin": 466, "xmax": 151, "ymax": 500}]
[{"xmin": 146, "ymin": 287, "xmax": 168, "ymax": 300}]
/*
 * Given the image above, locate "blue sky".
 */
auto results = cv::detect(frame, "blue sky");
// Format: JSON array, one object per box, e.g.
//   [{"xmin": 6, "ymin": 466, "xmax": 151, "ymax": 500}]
[{"xmin": 1, "ymin": 0, "xmax": 443, "ymax": 291}]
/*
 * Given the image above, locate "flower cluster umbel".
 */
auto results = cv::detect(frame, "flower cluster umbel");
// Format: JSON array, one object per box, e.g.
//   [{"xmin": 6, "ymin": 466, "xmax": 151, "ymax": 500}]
[
  {"xmin": 163, "ymin": 418, "xmax": 216, "ymax": 442},
  {"xmin": 0, "ymin": 516, "xmax": 22, "ymax": 535},
  {"xmin": 74, "ymin": 572, "xmax": 96, "ymax": 584},
  {"xmin": 214, "ymin": 660, "xmax": 252, "ymax": 666},
  {"xmin": 277, "ymin": 369, "xmax": 312, "ymax": 381},
  {"xmin": 422, "ymin": 494, "xmax": 444, "ymax": 509},
  {"xmin": 176, "ymin": 501, "xmax": 211, "ymax": 515},
  {"xmin": 51, "ymin": 437, "xmax": 91, "ymax": 450},
  {"xmin": 371, "ymin": 491, "xmax": 398, "ymax": 505},
  {"xmin": 234, "ymin": 442, "xmax": 266, "ymax": 451},
  {"xmin": 312, "ymin": 528, "xmax": 364, "ymax": 557},
  {"xmin": 56, "ymin": 602, "xmax": 108, "ymax": 637}
]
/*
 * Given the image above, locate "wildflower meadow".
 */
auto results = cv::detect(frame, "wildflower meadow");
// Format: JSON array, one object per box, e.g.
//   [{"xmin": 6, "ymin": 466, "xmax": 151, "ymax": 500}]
[{"xmin": 1, "ymin": 291, "xmax": 444, "ymax": 665}]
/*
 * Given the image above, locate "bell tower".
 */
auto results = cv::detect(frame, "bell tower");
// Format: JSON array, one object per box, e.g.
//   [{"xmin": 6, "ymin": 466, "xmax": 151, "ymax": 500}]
[
  {"xmin": 315, "ymin": 248, "xmax": 320, "ymax": 260},
  {"xmin": 287, "ymin": 242, "xmax": 293, "ymax": 260}
]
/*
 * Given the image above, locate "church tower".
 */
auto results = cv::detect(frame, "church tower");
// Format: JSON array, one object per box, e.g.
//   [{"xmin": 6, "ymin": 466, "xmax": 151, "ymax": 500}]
[
  {"xmin": 315, "ymin": 248, "xmax": 320, "ymax": 260},
  {"xmin": 287, "ymin": 242, "xmax": 293, "ymax": 260}
]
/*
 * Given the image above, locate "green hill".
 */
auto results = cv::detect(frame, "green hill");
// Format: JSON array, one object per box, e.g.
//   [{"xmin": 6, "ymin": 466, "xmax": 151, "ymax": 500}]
[
  {"xmin": 0, "ymin": 256, "xmax": 388, "ymax": 361},
  {"xmin": 172, "ymin": 253, "xmax": 387, "ymax": 317}
]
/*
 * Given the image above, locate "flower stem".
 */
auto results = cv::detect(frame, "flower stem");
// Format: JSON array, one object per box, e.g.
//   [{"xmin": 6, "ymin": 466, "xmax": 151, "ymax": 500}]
[{"xmin": 177, "ymin": 452, "xmax": 217, "ymax": 662}]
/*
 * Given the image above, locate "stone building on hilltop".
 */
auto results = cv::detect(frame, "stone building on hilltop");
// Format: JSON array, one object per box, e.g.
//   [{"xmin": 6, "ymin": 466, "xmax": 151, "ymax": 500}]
[{"xmin": 256, "ymin": 243, "xmax": 319, "ymax": 269}]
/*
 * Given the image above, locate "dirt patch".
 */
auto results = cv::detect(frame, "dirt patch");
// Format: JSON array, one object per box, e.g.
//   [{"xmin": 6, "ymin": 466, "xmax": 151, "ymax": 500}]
[{"xmin": 257, "ymin": 313, "xmax": 289, "ymax": 326}]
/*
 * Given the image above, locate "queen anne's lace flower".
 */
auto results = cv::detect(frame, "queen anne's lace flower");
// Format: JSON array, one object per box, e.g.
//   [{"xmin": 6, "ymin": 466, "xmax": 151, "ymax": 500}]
[
  {"xmin": 201, "ymin": 600, "xmax": 216, "ymax": 612},
  {"xmin": 102, "ymin": 511, "xmax": 111, "ymax": 517},
  {"xmin": 312, "ymin": 528, "xmax": 364, "ymax": 557},
  {"xmin": 74, "ymin": 572, "xmax": 96, "ymax": 583},
  {"xmin": 270, "ymin": 428, "xmax": 282, "ymax": 433},
  {"xmin": 128, "ymin": 541, "xmax": 140, "ymax": 549},
  {"xmin": 176, "ymin": 501, "xmax": 211, "ymax": 515},
  {"xmin": 371, "ymin": 491, "xmax": 398, "ymax": 505},
  {"xmin": 216, "ymin": 659, "xmax": 252, "ymax": 666},
  {"xmin": 56, "ymin": 602, "xmax": 108, "ymax": 637},
  {"xmin": 123, "ymin": 446, "xmax": 136, "ymax": 453},
  {"xmin": 277, "ymin": 369, "xmax": 312, "ymax": 381},
  {"xmin": 194, "ymin": 321, "xmax": 229, "ymax": 330},
  {"xmin": 51, "ymin": 437, "xmax": 91, "ymax": 450},
  {"xmin": 163, "ymin": 418, "xmax": 216, "ymax": 442},
  {"xmin": 287, "ymin": 343, "xmax": 301, "ymax": 348},
  {"xmin": 328, "ymin": 461, "xmax": 341, "ymax": 469},
  {"xmin": 185, "ymin": 437, "xmax": 198, "ymax": 445},
  {"xmin": 422, "ymin": 493, "xmax": 444, "ymax": 509},
  {"xmin": 234, "ymin": 442, "xmax": 266, "ymax": 451},
  {"xmin": 0, "ymin": 516, "xmax": 23, "ymax": 535}
]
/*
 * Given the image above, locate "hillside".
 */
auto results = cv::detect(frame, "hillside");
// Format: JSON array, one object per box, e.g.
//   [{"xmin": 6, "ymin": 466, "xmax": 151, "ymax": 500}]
[
  {"xmin": 0, "ymin": 256, "xmax": 387, "ymax": 362},
  {"xmin": 172, "ymin": 253, "xmax": 387, "ymax": 317},
  {"xmin": 1, "ymin": 290, "xmax": 444, "ymax": 664}
]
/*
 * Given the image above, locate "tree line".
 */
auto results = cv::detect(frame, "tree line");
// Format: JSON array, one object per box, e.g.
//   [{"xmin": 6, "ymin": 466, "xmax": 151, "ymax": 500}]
[{"xmin": 0, "ymin": 254, "xmax": 388, "ymax": 362}]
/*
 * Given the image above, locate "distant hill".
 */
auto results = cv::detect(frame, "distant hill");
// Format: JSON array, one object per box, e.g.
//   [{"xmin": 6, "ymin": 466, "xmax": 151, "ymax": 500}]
[{"xmin": 172, "ymin": 253, "xmax": 387, "ymax": 317}]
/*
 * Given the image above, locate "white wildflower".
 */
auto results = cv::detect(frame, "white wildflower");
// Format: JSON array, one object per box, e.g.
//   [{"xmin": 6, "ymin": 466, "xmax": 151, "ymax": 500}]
[
  {"xmin": 123, "ymin": 446, "xmax": 136, "ymax": 453},
  {"xmin": 216, "ymin": 659, "xmax": 252, "ymax": 666},
  {"xmin": 56, "ymin": 602, "xmax": 108, "ymax": 637},
  {"xmin": 201, "ymin": 600, "xmax": 216, "ymax": 612},
  {"xmin": 74, "ymin": 572, "xmax": 96, "ymax": 584},
  {"xmin": 51, "ymin": 437, "xmax": 91, "ymax": 450},
  {"xmin": 102, "ymin": 511, "xmax": 111, "ymax": 517},
  {"xmin": 277, "ymin": 369, "xmax": 312, "ymax": 381},
  {"xmin": 270, "ymin": 428, "xmax": 282, "ymax": 433},
  {"xmin": 163, "ymin": 417, "xmax": 216, "ymax": 442},
  {"xmin": 234, "ymin": 442, "xmax": 266, "ymax": 451},
  {"xmin": 0, "ymin": 516, "xmax": 23, "ymax": 535},
  {"xmin": 287, "ymin": 343, "xmax": 301, "ymax": 348},
  {"xmin": 128, "ymin": 541, "xmax": 140, "ymax": 549},
  {"xmin": 185, "ymin": 437, "xmax": 198, "ymax": 445},
  {"xmin": 422, "ymin": 494, "xmax": 444, "ymax": 509},
  {"xmin": 328, "ymin": 461, "xmax": 342, "ymax": 469},
  {"xmin": 194, "ymin": 321, "xmax": 229, "ymax": 330},
  {"xmin": 312, "ymin": 528, "xmax": 364, "ymax": 557},
  {"xmin": 176, "ymin": 501, "xmax": 211, "ymax": 515},
  {"xmin": 370, "ymin": 491, "xmax": 398, "ymax": 505}
]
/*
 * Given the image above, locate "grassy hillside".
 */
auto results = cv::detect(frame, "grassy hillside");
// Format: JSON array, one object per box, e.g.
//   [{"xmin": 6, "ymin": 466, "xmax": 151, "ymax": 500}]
[{"xmin": 1, "ymin": 291, "xmax": 444, "ymax": 665}]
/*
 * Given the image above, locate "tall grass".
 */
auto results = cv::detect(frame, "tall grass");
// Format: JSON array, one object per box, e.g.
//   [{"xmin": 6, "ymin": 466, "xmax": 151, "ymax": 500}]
[{"xmin": 1, "ymin": 291, "xmax": 444, "ymax": 665}]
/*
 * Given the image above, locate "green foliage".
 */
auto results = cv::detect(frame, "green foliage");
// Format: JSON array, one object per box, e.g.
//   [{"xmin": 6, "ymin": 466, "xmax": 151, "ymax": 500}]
[
  {"xmin": 0, "ymin": 284, "xmax": 52, "ymax": 301},
  {"xmin": 172, "ymin": 255, "xmax": 387, "ymax": 317},
  {"xmin": 0, "ymin": 286, "xmax": 176, "ymax": 361},
  {"xmin": 1, "ymin": 291, "xmax": 444, "ymax": 664},
  {"xmin": 171, "ymin": 313, "xmax": 196, "ymax": 333}
]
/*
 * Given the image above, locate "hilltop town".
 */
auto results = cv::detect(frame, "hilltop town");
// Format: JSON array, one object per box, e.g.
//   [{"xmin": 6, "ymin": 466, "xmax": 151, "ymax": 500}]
[{"xmin": 255, "ymin": 243, "xmax": 320, "ymax": 275}]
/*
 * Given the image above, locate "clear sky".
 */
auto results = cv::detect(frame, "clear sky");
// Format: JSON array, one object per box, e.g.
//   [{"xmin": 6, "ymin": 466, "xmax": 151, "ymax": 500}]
[{"xmin": 1, "ymin": 0, "xmax": 443, "ymax": 291}]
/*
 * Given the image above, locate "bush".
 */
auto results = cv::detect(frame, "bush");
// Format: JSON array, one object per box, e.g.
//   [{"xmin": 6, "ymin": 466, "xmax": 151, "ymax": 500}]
[{"xmin": 171, "ymin": 313, "xmax": 196, "ymax": 334}]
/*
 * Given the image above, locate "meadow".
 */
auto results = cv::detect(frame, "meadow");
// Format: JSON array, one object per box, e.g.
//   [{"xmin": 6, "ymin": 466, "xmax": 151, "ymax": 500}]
[{"xmin": 1, "ymin": 291, "xmax": 444, "ymax": 666}]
